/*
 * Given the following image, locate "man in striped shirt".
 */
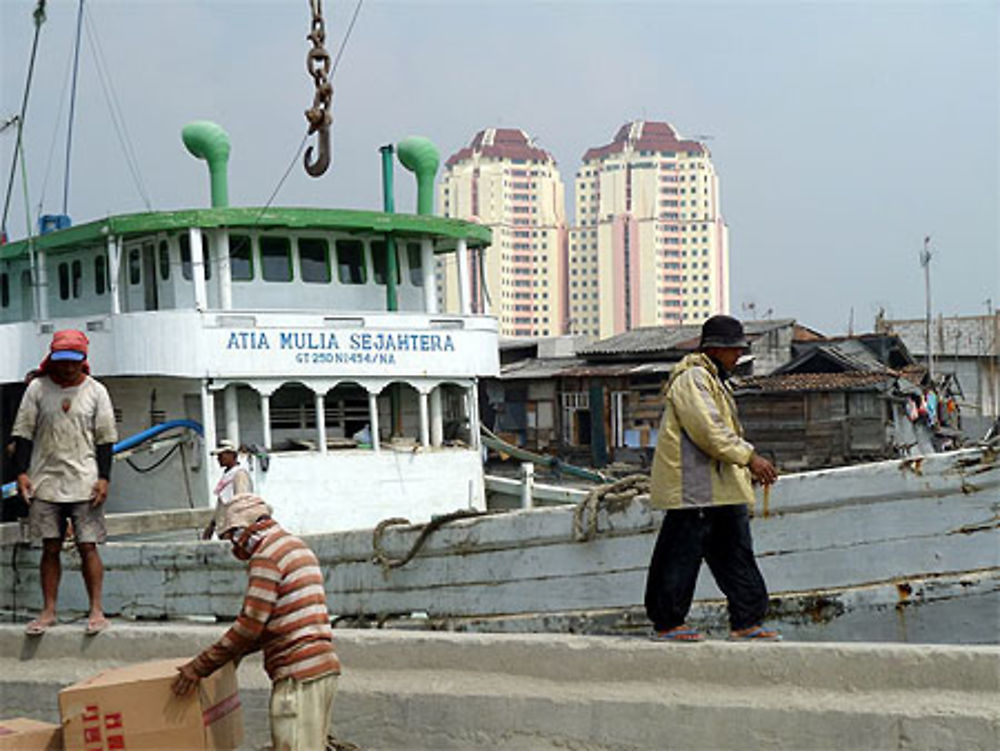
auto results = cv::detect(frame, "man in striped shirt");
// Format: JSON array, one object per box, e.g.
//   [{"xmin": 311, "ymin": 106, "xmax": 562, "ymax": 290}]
[{"xmin": 171, "ymin": 494, "xmax": 340, "ymax": 750}]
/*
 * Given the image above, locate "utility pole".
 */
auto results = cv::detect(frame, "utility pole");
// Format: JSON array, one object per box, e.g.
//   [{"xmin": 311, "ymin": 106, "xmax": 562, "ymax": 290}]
[{"xmin": 920, "ymin": 236, "xmax": 933, "ymax": 380}]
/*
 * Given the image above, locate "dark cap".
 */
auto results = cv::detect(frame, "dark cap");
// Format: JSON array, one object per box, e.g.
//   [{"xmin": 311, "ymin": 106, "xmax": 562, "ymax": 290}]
[{"xmin": 699, "ymin": 315, "xmax": 749, "ymax": 349}]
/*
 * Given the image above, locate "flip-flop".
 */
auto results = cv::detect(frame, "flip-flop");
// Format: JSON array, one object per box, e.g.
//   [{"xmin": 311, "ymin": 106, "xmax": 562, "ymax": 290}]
[
  {"xmin": 25, "ymin": 618, "xmax": 56, "ymax": 636},
  {"xmin": 729, "ymin": 625, "xmax": 782, "ymax": 641},
  {"xmin": 85, "ymin": 616, "xmax": 110, "ymax": 635},
  {"xmin": 650, "ymin": 625, "xmax": 705, "ymax": 642}
]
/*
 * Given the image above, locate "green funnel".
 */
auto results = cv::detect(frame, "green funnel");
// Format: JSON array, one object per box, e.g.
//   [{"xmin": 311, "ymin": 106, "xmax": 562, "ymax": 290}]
[
  {"xmin": 182, "ymin": 121, "xmax": 231, "ymax": 208},
  {"xmin": 397, "ymin": 136, "xmax": 439, "ymax": 216}
]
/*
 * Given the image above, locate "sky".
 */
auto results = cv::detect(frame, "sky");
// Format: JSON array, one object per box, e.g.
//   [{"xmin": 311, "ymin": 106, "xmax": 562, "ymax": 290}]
[{"xmin": 2, "ymin": 0, "xmax": 997, "ymax": 335}]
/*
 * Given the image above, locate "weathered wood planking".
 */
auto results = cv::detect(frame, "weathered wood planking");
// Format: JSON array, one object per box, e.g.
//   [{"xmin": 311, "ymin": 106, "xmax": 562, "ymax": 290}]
[{"xmin": 1, "ymin": 448, "xmax": 997, "ymax": 622}]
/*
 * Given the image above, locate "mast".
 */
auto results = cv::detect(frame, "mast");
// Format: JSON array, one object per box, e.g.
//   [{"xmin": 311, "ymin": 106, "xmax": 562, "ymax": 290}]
[
  {"xmin": 920, "ymin": 236, "xmax": 933, "ymax": 381},
  {"xmin": 1, "ymin": 0, "xmax": 47, "ymax": 241}
]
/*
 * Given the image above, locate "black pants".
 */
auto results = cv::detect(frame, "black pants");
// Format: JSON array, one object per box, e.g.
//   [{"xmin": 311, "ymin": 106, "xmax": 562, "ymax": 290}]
[{"xmin": 644, "ymin": 504, "xmax": 769, "ymax": 632}]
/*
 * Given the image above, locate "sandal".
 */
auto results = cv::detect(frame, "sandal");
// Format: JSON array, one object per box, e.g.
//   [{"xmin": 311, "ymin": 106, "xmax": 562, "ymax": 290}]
[
  {"xmin": 651, "ymin": 625, "xmax": 705, "ymax": 642},
  {"xmin": 25, "ymin": 618, "xmax": 56, "ymax": 636},
  {"xmin": 729, "ymin": 625, "xmax": 781, "ymax": 641},
  {"xmin": 85, "ymin": 616, "xmax": 111, "ymax": 635}
]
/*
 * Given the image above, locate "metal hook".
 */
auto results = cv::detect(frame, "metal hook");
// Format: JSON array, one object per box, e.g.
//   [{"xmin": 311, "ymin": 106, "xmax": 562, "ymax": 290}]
[{"xmin": 304, "ymin": 125, "xmax": 331, "ymax": 177}]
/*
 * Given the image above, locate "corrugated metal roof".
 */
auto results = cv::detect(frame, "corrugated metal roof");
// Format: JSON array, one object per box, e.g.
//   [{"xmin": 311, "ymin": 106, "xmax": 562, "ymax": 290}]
[
  {"xmin": 498, "ymin": 358, "xmax": 673, "ymax": 380},
  {"xmin": 882, "ymin": 316, "xmax": 999, "ymax": 358},
  {"xmin": 578, "ymin": 319, "xmax": 797, "ymax": 357},
  {"xmin": 775, "ymin": 342, "xmax": 889, "ymax": 375}
]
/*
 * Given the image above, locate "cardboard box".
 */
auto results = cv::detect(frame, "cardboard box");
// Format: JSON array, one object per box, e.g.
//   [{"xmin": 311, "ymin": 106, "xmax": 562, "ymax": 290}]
[
  {"xmin": 59, "ymin": 659, "xmax": 243, "ymax": 751},
  {"xmin": 0, "ymin": 718, "xmax": 62, "ymax": 751}
]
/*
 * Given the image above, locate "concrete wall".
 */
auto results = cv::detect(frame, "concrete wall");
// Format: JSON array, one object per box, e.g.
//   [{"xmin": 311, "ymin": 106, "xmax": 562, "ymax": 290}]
[{"xmin": 2, "ymin": 625, "xmax": 997, "ymax": 750}]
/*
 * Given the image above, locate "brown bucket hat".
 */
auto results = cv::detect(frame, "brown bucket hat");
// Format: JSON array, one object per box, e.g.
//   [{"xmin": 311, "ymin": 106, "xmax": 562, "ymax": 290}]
[{"xmin": 216, "ymin": 493, "xmax": 273, "ymax": 537}]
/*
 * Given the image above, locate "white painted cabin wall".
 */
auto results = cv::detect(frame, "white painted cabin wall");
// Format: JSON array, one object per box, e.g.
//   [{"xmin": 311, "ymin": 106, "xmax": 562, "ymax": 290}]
[{"xmin": 253, "ymin": 448, "xmax": 485, "ymax": 534}]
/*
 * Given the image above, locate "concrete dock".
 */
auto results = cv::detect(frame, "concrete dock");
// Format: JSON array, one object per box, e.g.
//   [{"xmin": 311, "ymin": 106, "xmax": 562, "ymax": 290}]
[{"xmin": 1, "ymin": 623, "xmax": 997, "ymax": 750}]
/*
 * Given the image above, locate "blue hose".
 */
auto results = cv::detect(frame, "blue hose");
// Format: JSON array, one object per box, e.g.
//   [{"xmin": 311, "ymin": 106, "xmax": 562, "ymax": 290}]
[{"xmin": 2, "ymin": 420, "xmax": 204, "ymax": 500}]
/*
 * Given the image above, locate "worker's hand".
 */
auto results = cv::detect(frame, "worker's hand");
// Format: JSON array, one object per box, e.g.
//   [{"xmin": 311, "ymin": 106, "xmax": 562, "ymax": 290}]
[
  {"xmin": 171, "ymin": 663, "xmax": 201, "ymax": 696},
  {"xmin": 17, "ymin": 473, "xmax": 33, "ymax": 505},
  {"xmin": 748, "ymin": 454, "xmax": 778, "ymax": 486},
  {"xmin": 90, "ymin": 478, "xmax": 109, "ymax": 508}
]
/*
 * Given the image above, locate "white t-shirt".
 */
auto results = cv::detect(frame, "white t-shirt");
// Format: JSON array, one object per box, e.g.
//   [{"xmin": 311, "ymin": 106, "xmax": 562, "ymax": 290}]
[
  {"xmin": 12, "ymin": 375, "xmax": 118, "ymax": 503},
  {"xmin": 214, "ymin": 464, "xmax": 253, "ymax": 504}
]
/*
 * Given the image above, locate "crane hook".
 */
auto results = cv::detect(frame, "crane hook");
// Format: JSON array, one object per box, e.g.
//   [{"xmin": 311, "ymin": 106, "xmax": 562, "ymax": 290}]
[{"xmin": 304, "ymin": 120, "xmax": 331, "ymax": 177}]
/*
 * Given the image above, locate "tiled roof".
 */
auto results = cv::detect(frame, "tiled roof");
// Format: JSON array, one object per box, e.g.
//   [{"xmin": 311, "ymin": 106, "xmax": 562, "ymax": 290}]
[
  {"xmin": 582, "ymin": 121, "xmax": 706, "ymax": 162},
  {"xmin": 445, "ymin": 128, "xmax": 554, "ymax": 168},
  {"xmin": 734, "ymin": 371, "xmax": 899, "ymax": 393}
]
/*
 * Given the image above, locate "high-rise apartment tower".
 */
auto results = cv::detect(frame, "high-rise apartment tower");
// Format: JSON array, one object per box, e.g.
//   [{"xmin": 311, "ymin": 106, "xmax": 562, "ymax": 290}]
[
  {"xmin": 438, "ymin": 128, "xmax": 568, "ymax": 337},
  {"xmin": 568, "ymin": 121, "xmax": 730, "ymax": 338}
]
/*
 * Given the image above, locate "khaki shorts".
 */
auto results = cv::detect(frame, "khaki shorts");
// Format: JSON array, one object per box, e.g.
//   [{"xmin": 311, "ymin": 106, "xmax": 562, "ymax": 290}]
[{"xmin": 29, "ymin": 499, "xmax": 106, "ymax": 544}]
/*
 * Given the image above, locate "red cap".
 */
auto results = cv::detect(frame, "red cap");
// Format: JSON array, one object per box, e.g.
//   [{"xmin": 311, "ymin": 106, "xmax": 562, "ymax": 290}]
[{"xmin": 50, "ymin": 329, "xmax": 89, "ymax": 358}]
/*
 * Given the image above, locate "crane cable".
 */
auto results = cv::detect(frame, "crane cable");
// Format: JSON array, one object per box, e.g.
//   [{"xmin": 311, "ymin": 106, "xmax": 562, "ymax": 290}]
[{"xmin": 257, "ymin": 0, "xmax": 364, "ymax": 217}]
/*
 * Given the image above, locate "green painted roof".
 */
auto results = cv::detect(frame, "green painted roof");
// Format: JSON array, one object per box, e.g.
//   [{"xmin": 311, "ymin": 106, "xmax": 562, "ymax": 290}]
[{"xmin": 0, "ymin": 207, "xmax": 492, "ymax": 261}]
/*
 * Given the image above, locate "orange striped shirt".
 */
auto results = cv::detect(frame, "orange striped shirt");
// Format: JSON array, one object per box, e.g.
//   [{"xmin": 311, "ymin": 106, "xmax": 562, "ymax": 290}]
[{"xmin": 192, "ymin": 519, "xmax": 341, "ymax": 682}]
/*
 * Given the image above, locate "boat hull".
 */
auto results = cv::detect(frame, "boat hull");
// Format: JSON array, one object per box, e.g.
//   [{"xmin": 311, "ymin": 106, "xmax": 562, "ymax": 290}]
[{"xmin": 1, "ymin": 447, "xmax": 997, "ymax": 643}]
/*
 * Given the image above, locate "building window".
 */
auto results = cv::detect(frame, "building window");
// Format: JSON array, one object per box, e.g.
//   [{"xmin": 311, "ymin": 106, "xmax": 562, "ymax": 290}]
[
  {"xmin": 299, "ymin": 237, "xmax": 331, "ymax": 283},
  {"xmin": 0, "ymin": 272, "xmax": 8, "ymax": 308},
  {"xmin": 260, "ymin": 236, "xmax": 293, "ymax": 282},
  {"xmin": 230, "ymin": 235, "xmax": 254, "ymax": 280},
  {"xmin": 336, "ymin": 239, "xmax": 366, "ymax": 284}
]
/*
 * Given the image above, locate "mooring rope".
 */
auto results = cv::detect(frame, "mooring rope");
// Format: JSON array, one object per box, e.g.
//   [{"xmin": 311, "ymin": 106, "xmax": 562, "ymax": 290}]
[
  {"xmin": 371, "ymin": 509, "xmax": 488, "ymax": 571},
  {"xmin": 572, "ymin": 473, "xmax": 650, "ymax": 542}
]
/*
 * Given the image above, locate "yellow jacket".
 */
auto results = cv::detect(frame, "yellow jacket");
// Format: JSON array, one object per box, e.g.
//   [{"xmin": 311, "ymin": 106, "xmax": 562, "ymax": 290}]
[{"xmin": 649, "ymin": 352, "xmax": 756, "ymax": 509}]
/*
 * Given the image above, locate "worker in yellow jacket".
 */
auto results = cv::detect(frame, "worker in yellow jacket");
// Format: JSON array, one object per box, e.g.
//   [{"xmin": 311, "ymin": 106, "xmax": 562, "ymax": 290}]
[{"xmin": 645, "ymin": 315, "xmax": 780, "ymax": 641}]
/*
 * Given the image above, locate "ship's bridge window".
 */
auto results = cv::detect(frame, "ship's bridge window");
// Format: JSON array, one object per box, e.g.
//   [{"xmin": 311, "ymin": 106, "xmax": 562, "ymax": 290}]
[
  {"xmin": 298, "ymin": 237, "xmax": 330, "ymax": 283},
  {"xmin": 128, "ymin": 250, "xmax": 141, "ymax": 285},
  {"xmin": 230, "ymin": 234, "xmax": 253, "ymax": 281},
  {"xmin": 336, "ymin": 239, "xmax": 366, "ymax": 285},
  {"xmin": 94, "ymin": 255, "xmax": 107, "ymax": 295},
  {"xmin": 371, "ymin": 241, "xmax": 400, "ymax": 285},
  {"xmin": 0, "ymin": 272, "xmax": 8, "ymax": 307},
  {"xmin": 57, "ymin": 261, "xmax": 83, "ymax": 300},
  {"xmin": 179, "ymin": 232, "xmax": 213, "ymax": 281},
  {"xmin": 158, "ymin": 241, "xmax": 170, "ymax": 280},
  {"xmin": 260, "ymin": 236, "xmax": 293, "ymax": 282},
  {"xmin": 406, "ymin": 242, "xmax": 423, "ymax": 286}
]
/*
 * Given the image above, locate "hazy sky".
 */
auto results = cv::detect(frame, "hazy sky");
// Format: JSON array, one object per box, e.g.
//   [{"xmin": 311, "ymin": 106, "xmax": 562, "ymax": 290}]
[{"xmin": 2, "ymin": 0, "xmax": 997, "ymax": 335}]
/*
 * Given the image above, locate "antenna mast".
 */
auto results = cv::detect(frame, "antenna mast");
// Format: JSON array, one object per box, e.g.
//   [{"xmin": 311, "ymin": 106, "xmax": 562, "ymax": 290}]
[{"xmin": 920, "ymin": 236, "xmax": 933, "ymax": 380}]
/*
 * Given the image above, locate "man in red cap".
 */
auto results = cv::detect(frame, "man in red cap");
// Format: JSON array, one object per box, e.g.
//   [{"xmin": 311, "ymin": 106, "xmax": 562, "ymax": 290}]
[{"xmin": 11, "ymin": 329, "xmax": 118, "ymax": 635}]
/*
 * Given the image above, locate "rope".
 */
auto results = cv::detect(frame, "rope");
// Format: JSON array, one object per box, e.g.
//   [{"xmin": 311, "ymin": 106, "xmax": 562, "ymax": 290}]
[
  {"xmin": 82, "ymin": 5, "xmax": 152, "ymax": 210},
  {"xmin": 572, "ymin": 473, "xmax": 650, "ymax": 542},
  {"xmin": 371, "ymin": 509, "xmax": 488, "ymax": 571},
  {"xmin": 124, "ymin": 442, "xmax": 181, "ymax": 474}
]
